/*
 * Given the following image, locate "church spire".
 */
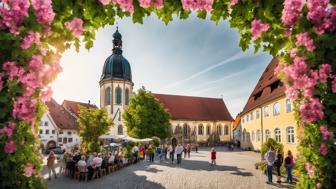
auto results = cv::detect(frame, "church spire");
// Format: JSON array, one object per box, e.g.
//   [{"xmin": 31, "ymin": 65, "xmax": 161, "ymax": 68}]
[{"xmin": 112, "ymin": 26, "xmax": 122, "ymax": 54}]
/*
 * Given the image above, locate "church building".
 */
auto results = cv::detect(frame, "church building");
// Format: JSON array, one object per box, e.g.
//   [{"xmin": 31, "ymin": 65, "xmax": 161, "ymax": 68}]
[{"xmin": 100, "ymin": 28, "xmax": 233, "ymax": 144}]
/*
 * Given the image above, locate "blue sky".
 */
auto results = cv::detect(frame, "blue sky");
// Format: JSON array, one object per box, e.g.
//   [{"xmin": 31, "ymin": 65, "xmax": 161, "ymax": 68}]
[{"xmin": 51, "ymin": 15, "xmax": 272, "ymax": 117}]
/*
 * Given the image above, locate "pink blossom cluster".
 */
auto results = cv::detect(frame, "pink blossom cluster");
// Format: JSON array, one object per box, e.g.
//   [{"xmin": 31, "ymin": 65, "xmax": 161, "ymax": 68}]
[
  {"xmin": 0, "ymin": 0, "xmax": 30, "ymax": 35},
  {"xmin": 21, "ymin": 31, "xmax": 41, "ymax": 49},
  {"xmin": 31, "ymin": 0, "xmax": 55, "ymax": 26},
  {"xmin": 181, "ymin": 0, "xmax": 214, "ymax": 12},
  {"xmin": 23, "ymin": 163, "xmax": 34, "ymax": 177},
  {"xmin": 4, "ymin": 139, "xmax": 16, "ymax": 154},
  {"xmin": 295, "ymin": 32, "xmax": 315, "ymax": 52},
  {"xmin": 13, "ymin": 97, "xmax": 37, "ymax": 121},
  {"xmin": 307, "ymin": 0, "xmax": 336, "ymax": 35},
  {"xmin": 318, "ymin": 64, "xmax": 332, "ymax": 83},
  {"xmin": 319, "ymin": 142, "xmax": 328, "ymax": 156},
  {"xmin": 299, "ymin": 98, "xmax": 324, "ymax": 123},
  {"xmin": 305, "ymin": 162, "xmax": 315, "ymax": 179},
  {"xmin": 281, "ymin": 0, "xmax": 304, "ymax": 27},
  {"xmin": 230, "ymin": 0, "xmax": 239, "ymax": 6},
  {"xmin": 65, "ymin": 18, "xmax": 84, "ymax": 37},
  {"xmin": 111, "ymin": 0, "xmax": 134, "ymax": 13},
  {"xmin": 99, "ymin": 0, "xmax": 111, "ymax": 5},
  {"xmin": 250, "ymin": 19, "xmax": 270, "ymax": 39},
  {"xmin": 138, "ymin": 0, "xmax": 163, "ymax": 9},
  {"xmin": 0, "ymin": 122, "xmax": 15, "ymax": 137},
  {"xmin": 320, "ymin": 125, "xmax": 333, "ymax": 140},
  {"xmin": 2, "ymin": 61, "xmax": 25, "ymax": 80}
]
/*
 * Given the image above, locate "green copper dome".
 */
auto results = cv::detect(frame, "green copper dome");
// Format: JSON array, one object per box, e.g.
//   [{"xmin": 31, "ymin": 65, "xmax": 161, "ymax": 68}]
[{"xmin": 100, "ymin": 28, "xmax": 132, "ymax": 82}]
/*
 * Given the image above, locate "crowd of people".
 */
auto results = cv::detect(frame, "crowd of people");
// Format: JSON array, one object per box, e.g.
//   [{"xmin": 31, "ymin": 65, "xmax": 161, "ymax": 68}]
[{"xmin": 264, "ymin": 147, "xmax": 294, "ymax": 185}]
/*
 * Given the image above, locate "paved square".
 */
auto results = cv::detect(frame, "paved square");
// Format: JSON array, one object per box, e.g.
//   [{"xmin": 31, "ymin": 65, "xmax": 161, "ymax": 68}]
[{"xmin": 47, "ymin": 147, "xmax": 293, "ymax": 189}]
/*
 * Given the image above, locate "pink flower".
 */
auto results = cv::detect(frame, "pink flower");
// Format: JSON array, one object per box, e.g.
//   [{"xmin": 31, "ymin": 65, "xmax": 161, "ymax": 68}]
[
  {"xmin": 0, "ymin": 0, "xmax": 30, "ymax": 35},
  {"xmin": 65, "ymin": 18, "xmax": 84, "ymax": 37},
  {"xmin": 40, "ymin": 86, "xmax": 53, "ymax": 102},
  {"xmin": 281, "ymin": 0, "xmax": 304, "ymax": 27},
  {"xmin": 139, "ymin": 0, "xmax": 151, "ymax": 8},
  {"xmin": 13, "ymin": 97, "xmax": 37, "ymax": 121},
  {"xmin": 181, "ymin": 0, "xmax": 213, "ymax": 12},
  {"xmin": 295, "ymin": 32, "xmax": 315, "ymax": 52},
  {"xmin": 0, "ymin": 122, "xmax": 15, "ymax": 137},
  {"xmin": 2, "ymin": 61, "xmax": 25, "ymax": 80},
  {"xmin": 153, "ymin": 0, "xmax": 163, "ymax": 9},
  {"xmin": 318, "ymin": 64, "xmax": 332, "ymax": 83},
  {"xmin": 285, "ymin": 85, "xmax": 298, "ymax": 100},
  {"xmin": 316, "ymin": 183, "xmax": 321, "ymax": 189},
  {"xmin": 290, "ymin": 48, "xmax": 297, "ymax": 58},
  {"xmin": 250, "ymin": 19, "xmax": 270, "ymax": 39},
  {"xmin": 114, "ymin": 0, "xmax": 134, "ymax": 13},
  {"xmin": 29, "ymin": 55, "xmax": 43, "ymax": 72},
  {"xmin": 23, "ymin": 163, "xmax": 34, "ymax": 177},
  {"xmin": 299, "ymin": 98, "xmax": 324, "ymax": 123},
  {"xmin": 31, "ymin": 0, "xmax": 55, "ymax": 25},
  {"xmin": 319, "ymin": 143, "xmax": 328, "ymax": 156},
  {"xmin": 231, "ymin": 0, "xmax": 239, "ymax": 6},
  {"xmin": 320, "ymin": 125, "xmax": 333, "ymax": 140},
  {"xmin": 20, "ymin": 31, "xmax": 41, "ymax": 49},
  {"xmin": 4, "ymin": 139, "xmax": 16, "ymax": 154},
  {"xmin": 307, "ymin": 0, "xmax": 336, "ymax": 34},
  {"xmin": 305, "ymin": 162, "xmax": 315, "ymax": 179},
  {"xmin": 332, "ymin": 77, "xmax": 336, "ymax": 93},
  {"xmin": 99, "ymin": 0, "xmax": 111, "ymax": 5}
]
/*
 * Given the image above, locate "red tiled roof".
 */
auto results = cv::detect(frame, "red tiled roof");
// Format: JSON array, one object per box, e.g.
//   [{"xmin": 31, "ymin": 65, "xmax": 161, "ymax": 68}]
[
  {"xmin": 46, "ymin": 98, "xmax": 79, "ymax": 130},
  {"xmin": 62, "ymin": 100, "xmax": 98, "ymax": 117},
  {"xmin": 153, "ymin": 93, "xmax": 233, "ymax": 121},
  {"xmin": 232, "ymin": 114, "xmax": 241, "ymax": 130},
  {"xmin": 242, "ymin": 58, "xmax": 285, "ymax": 114}
]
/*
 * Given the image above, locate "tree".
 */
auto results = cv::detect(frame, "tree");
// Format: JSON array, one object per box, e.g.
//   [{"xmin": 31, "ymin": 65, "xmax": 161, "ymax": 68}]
[
  {"xmin": 123, "ymin": 87, "xmax": 171, "ymax": 139},
  {"xmin": 77, "ymin": 106, "xmax": 112, "ymax": 153}
]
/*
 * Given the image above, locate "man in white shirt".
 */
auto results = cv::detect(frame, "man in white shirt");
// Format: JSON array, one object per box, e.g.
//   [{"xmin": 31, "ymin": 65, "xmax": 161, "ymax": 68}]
[{"xmin": 175, "ymin": 144, "xmax": 184, "ymax": 165}]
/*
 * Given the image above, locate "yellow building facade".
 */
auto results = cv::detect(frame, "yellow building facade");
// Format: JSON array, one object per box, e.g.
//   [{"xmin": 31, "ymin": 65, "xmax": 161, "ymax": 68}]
[{"xmin": 240, "ymin": 58, "xmax": 299, "ymax": 157}]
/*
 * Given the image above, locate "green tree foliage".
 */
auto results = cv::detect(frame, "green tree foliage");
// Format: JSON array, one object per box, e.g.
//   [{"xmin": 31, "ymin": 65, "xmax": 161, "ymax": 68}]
[
  {"xmin": 122, "ymin": 87, "xmax": 171, "ymax": 139},
  {"xmin": 260, "ymin": 138, "xmax": 284, "ymax": 157},
  {"xmin": 77, "ymin": 106, "xmax": 112, "ymax": 153}
]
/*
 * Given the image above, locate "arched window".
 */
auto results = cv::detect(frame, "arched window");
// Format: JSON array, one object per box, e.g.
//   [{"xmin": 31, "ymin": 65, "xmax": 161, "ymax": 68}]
[
  {"xmin": 174, "ymin": 124, "xmax": 182, "ymax": 135},
  {"xmin": 265, "ymin": 129, "xmax": 271, "ymax": 141},
  {"xmin": 125, "ymin": 88, "xmax": 130, "ymax": 105},
  {"xmin": 105, "ymin": 87, "xmax": 111, "ymax": 106},
  {"xmin": 286, "ymin": 127, "xmax": 295, "ymax": 144},
  {"xmin": 118, "ymin": 125, "xmax": 123, "ymax": 135},
  {"xmin": 217, "ymin": 125, "xmax": 222, "ymax": 135},
  {"xmin": 274, "ymin": 128, "xmax": 281, "ymax": 142},
  {"xmin": 206, "ymin": 125, "xmax": 211, "ymax": 135},
  {"xmin": 183, "ymin": 123, "xmax": 190, "ymax": 137},
  {"xmin": 198, "ymin": 124, "xmax": 204, "ymax": 135},
  {"xmin": 224, "ymin": 125, "xmax": 229, "ymax": 135},
  {"xmin": 273, "ymin": 102, "xmax": 280, "ymax": 116},
  {"xmin": 250, "ymin": 112, "xmax": 254, "ymax": 120},
  {"xmin": 286, "ymin": 99, "xmax": 292, "ymax": 113},
  {"xmin": 264, "ymin": 106, "xmax": 269, "ymax": 117},
  {"xmin": 256, "ymin": 130, "xmax": 261, "ymax": 141},
  {"xmin": 115, "ymin": 87, "xmax": 122, "ymax": 105},
  {"xmin": 252, "ymin": 131, "xmax": 255, "ymax": 141}
]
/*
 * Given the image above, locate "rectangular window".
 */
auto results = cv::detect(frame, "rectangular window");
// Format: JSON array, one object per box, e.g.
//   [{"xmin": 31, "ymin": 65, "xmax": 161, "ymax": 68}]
[
  {"xmin": 286, "ymin": 99, "xmax": 292, "ymax": 113},
  {"xmin": 250, "ymin": 112, "xmax": 254, "ymax": 120},
  {"xmin": 273, "ymin": 102, "xmax": 280, "ymax": 116},
  {"xmin": 67, "ymin": 131, "xmax": 72, "ymax": 135},
  {"xmin": 44, "ymin": 121, "xmax": 48, "ymax": 126},
  {"xmin": 264, "ymin": 106, "xmax": 269, "ymax": 117},
  {"xmin": 68, "ymin": 138, "xmax": 73, "ymax": 143},
  {"xmin": 256, "ymin": 110, "xmax": 260, "ymax": 119},
  {"xmin": 39, "ymin": 129, "xmax": 43, "ymax": 134},
  {"xmin": 206, "ymin": 126, "xmax": 210, "ymax": 135},
  {"xmin": 58, "ymin": 138, "xmax": 62, "ymax": 142},
  {"xmin": 246, "ymin": 114, "xmax": 249, "ymax": 122},
  {"xmin": 286, "ymin": 127, "xmax": 295, "ymax": 144},
  {"xmin": 63, "ymin": 137, "xmax": 67, "ymax": 144},
  {"xmin": 52, "ymin": 130, "xmax": 55, "ymax": 134},
  {"xmin": 45, "ymin": 129, "xmax": 49, "ymax": 134},
  {"xmin": 59, "ymin": 131, "xmax": 63, "ymax": 134}
]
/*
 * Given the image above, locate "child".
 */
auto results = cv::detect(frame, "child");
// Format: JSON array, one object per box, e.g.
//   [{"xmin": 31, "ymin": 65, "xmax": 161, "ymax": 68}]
[{"xmin": 211, "ymin": 148, "xmax": 216, "ymax": 166}]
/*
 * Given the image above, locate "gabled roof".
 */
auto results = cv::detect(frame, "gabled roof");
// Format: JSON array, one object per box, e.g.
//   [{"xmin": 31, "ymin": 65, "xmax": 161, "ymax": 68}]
[
  {"xmin": 153, "ymin": 93, "xmax": 233, "ymax": 121},
  {"xmin": 45, "ymin": 98, "xmax": 79, "ymax": 130},
  {"xmin": 242, "ymin": 58, "xmax": 285, "ymax": 114},
  {"xmin": 232, "ymin": 114, "xmax": 241, "ymax": 130},
  {"xmin": 62, "ymin": 100, "xmax": 98, "ymax": 117}
]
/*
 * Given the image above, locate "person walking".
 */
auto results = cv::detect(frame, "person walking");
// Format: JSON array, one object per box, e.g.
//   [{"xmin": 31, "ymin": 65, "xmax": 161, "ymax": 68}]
[
  {"xmin": 264, "ymin": 147, "xmax": 276, "ymax": 184},
  {"xmin": 187, "ymin": 144, "xmax": 191, "ymax": 158},
  {"xmin": 47, "ymin": 151, "xmax": 57, "ymax": 180},
  {"xmin": 183, "ymin": 145, "xmax": 187, "ymax": 158},
  {"xmin": 210, "ymin": 148, "xmax": 216, "ymax": 166},
  {"xmin": 156, "ymin": 145, "xmax": 162, "ymax": 162},
  {"xmin": 168, "ymin": 145, "xmax": 174, "ymax": 164},
  {"xmin": 275, "ymin": 149, "xmax": 283, "ymax": 184},
  {"xmin": 285, "ymin": 150, "xmax": 294, "ymax": 184},
  {"xmin": 175, "ymin": 144, "xmax": 184, "ymax": 165},
  {"xmin": 148, "ymin": 145, "xmax": 155, "ymax": 162}
]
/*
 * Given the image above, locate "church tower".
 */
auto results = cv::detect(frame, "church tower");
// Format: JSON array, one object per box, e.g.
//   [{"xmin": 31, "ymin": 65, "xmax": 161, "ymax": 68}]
[{"xmin": 99, "ymin": 28, "xmax": 133, "ymax": 136}]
